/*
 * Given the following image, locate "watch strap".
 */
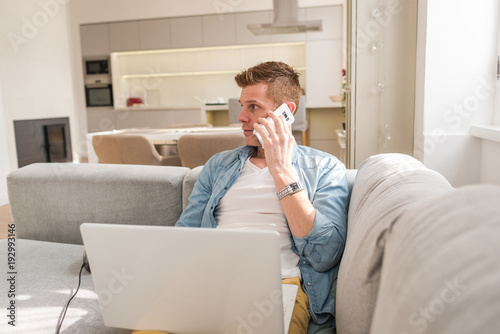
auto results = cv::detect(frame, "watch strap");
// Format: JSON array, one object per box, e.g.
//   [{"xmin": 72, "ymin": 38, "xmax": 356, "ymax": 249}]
[{"xmin": 277, "ymin": 181, "xmax": 303, "ymax": 200}]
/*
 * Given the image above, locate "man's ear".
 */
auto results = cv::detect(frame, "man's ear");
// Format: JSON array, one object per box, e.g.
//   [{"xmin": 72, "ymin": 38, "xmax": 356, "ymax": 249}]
[{"xmin": 285, "ymin": 102, "xmax": 297, "ymax": 115}]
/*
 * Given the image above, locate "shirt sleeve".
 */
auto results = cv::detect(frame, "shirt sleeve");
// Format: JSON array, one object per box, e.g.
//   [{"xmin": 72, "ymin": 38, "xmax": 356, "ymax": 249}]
[
  {"xmin": 292, "ymin": 160, "xmax": 349, "ymax": 273},
  {"xmin": 175, "ymin": 163, "xmax": 214, "ymax": 228}
]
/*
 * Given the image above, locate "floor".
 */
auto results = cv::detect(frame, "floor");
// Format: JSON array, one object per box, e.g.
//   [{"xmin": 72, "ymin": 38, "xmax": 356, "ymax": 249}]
[{"xmin": 0, "ymin": 204, "xmax": 12, "ymax": 239}]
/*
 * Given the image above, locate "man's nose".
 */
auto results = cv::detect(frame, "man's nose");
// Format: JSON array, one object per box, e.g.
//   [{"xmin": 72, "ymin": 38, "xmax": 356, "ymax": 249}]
[{"xmin": 237, "ymin": 108, "xmax": 247, "ymax": 123}]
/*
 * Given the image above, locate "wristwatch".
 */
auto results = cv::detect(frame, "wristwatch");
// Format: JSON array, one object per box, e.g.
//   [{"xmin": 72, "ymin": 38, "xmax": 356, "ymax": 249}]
[{"xmin": 277, "ymin": 181, "xmax": 303, "ymax": 200}]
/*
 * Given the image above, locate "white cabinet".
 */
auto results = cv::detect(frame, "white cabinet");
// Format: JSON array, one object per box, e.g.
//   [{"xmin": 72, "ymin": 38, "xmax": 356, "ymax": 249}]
[
  {"xmin": 111, "ymin": 43, "xmax": 306, "ymax": 109},
  {"xmin": 270, "ymin": 9, "xmax": 306, "ymax": 43},
  {"xmin": 306, "ymin": 40, "xmax": 343, "ymax": 107},
  {"xmin": 235, "ymin": 11, "xmax": 272, "ymax": 45},
  {"xmin": 170, "ymin": 16, "xmax": 203, "ymax": 48},
  {"xmin": 139, "ymin": 19, "xmax": 171, "ymax": 50},
  {"xmin": 109, "ymin": 21, "xmax": 140, "ymax": 52},
  {"xmin": 80, "ymin": 24, "xmax": 110, "ymax": 57},
  {"xmin": 306, "ymin": 6, "xmax": 343, "ymax": 41},
  {"xmin": 202, "ymin": 14, "xmax": 236, "ymax": 46},
  {"xmin": 87, "ymin": 108, "xmax": 115, "ymax": 133}
]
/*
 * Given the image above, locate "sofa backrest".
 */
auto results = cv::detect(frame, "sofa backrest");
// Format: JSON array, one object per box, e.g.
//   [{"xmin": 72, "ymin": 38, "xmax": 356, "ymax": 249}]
[
  {"xmin": 7, "ymin": 163, "xmax": 190, "ymax": 245},
  {"xmin": 336, "ymin": 153, "xmax": 454, "ymax": 334},
  {"xmin": 8, "ymin": 162, "xmax": 357, "ymax": 246}
]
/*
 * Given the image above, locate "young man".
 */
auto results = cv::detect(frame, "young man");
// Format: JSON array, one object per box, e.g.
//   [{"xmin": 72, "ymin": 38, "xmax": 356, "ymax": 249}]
[{"xmin": 176, "ymin": 61, "xmax": 348, "ymax": 333}]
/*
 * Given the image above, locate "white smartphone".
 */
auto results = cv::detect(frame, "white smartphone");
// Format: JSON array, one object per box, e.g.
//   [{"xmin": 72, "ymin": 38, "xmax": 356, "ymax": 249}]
[{"xmin": 253, "ymin": 103, "xmax": 295, "ymax": 148}]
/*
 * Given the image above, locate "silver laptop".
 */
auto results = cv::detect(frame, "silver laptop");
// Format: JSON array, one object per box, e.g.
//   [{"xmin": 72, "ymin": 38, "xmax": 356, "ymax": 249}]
[{"xmin": 80, "ymin": 223, "xmax": 288, "ymax": 334}]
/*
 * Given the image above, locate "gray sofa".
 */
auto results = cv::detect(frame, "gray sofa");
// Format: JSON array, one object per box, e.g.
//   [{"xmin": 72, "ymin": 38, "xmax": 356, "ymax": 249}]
[{"xmin": 2, "ymin": 153, "xmax": 500, "ymax": 334}]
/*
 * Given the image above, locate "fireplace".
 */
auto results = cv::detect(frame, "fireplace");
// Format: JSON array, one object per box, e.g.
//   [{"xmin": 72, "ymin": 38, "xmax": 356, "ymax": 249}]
[{"xmin": 14, "ymin": 117, "xmax": 72, "ymax": 167}]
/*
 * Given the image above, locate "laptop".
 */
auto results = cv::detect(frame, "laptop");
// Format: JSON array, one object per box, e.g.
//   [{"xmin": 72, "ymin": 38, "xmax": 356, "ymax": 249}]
[{"xmin": 80, "ymin": 223, "xmax": 296, "ymax": 334}]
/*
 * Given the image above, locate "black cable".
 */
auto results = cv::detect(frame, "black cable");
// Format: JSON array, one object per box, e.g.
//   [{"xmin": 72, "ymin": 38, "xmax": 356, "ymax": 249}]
[{"xmin": 55, "ymin": 262, "xmax": 86, "ymax": 334}]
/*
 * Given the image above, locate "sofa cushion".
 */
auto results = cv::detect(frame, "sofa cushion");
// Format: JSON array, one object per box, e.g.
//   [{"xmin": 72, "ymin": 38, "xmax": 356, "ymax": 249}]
[
  {"xmin": 336, "ymin": 154, "xmax": 453, "ymax": 334},
  {"xmin": 0, "ymin": 239, "xmax": 131, "ymax": 333},
  {"xmin": 7, "ymin": 163, "xmax": 190, "ymax": 245},
  {"xmin": 370, "ymin": 185, "xmax": 500, "ymax": 333}
]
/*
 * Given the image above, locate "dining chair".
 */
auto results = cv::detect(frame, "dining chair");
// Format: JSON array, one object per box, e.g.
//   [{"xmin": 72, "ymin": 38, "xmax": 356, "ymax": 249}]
[
  {"xmin": 292, "ymin": 95, "xmax": 309, "ymax": 146},
  {"xmin": 177, "ymin": 133, "xmax": 246, "ymax": 169},
  {"xmin": 92, "ymin": 134, "xmax": 182, "ymax": 166}
]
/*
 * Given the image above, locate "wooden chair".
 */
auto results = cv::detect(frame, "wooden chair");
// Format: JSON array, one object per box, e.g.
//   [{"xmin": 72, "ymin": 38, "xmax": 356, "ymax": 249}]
[
  {"xmin": 177, "ymin": 133, "xmax": 246, "ymax": 169},
  {"xmin": 92, "ymin": 134, "xmax": 181, "ymax": 166}
]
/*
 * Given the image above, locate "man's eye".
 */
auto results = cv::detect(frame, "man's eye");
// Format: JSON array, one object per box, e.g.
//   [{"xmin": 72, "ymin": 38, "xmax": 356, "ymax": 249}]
[{"xmin": 249, "ymin": 104, "xmax": 257, "ymax": 111}]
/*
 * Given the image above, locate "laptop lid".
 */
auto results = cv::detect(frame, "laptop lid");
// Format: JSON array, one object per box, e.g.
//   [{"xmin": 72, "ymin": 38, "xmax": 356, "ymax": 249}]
[{"xmin": 80, "ymin": 223, "xmax": 285, "ymax": 334}]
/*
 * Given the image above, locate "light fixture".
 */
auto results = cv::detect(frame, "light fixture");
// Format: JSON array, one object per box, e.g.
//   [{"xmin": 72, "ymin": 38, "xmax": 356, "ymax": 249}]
[{"xmin": 248, "ymin": 0, "xmax": 322, "ymax": 36}]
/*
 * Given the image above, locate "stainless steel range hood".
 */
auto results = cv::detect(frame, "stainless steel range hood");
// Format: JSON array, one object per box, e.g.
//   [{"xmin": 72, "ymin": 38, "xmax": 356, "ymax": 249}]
[{"xmin": 248, "ymin": 0, "xmax": 322, "ymax": 35}]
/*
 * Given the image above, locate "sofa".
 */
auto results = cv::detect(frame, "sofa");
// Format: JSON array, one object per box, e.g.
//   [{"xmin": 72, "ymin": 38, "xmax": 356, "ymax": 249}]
[{"xmin": 2, "ymin": 153, "xmax": 500, "ymax": 334}]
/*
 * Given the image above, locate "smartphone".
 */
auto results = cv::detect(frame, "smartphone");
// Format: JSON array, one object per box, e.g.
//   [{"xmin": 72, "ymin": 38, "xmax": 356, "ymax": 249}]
[{"xmin": 253, "ymin": 103, "xmax": 295, "ymax": 148}]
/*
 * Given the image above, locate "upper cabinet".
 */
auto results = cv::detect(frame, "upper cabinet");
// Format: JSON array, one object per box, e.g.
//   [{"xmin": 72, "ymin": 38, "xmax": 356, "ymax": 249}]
[
  {"xmin": 80, "ymin": 24, "xmax": 110, "ymax": 57},
  {"xmin": 109, "ymin": 21, "xmax": 140, "ymax": 52},
  {"xmin": 80, "ymin": 5, "xmax": 343, "ymax": 108},
  {"xmin": 305, "ymin": 6, "xmax": 343, "ymax": 41},
  {"xmin": 170, "ymin": 16, "xmax": 203, "ymax": 48},
  {"xmin": 139, "ymin": 19, "xmax": 171, "ymax": 50},
  {"xmin": 235, "ymin": 11, "xmax": 272, "ymax": 45},
  {"xmin": 202, "ymin": 14, "xmax": 237, "ymax": 47}
]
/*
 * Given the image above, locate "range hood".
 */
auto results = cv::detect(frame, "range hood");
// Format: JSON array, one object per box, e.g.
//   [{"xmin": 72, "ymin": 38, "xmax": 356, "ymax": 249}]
[{"xmin": 248, "ymin": 0, "xmax": 322, "ymax": 35}]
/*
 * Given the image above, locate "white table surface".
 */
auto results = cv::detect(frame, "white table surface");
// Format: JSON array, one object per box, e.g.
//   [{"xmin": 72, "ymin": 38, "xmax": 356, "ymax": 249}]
[{"xmin": 86, "ymin": 126, "xmax": 243, "ymax": 163}]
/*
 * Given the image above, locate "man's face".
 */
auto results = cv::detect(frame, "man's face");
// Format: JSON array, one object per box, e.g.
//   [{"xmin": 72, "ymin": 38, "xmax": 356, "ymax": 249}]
[{"xmin": 238, "ymin": 83, "xmax": 276, "ymax": 147}]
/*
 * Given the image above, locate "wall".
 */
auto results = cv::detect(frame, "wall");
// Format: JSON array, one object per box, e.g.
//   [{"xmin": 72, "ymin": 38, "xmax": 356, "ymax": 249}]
[
  {"xmin": 0, "ymin": 0, "xmax": 77, "ymax": 204},
  {"xmin": 0, "ymin": 82, "xmax": 9, "ymax": 205},
  {"xmin": 416, "ymin": 0, "xmax": 499, "ymax": 187},
  {"xmin": 480, "ymin": 140, "xmax": 500, "ymax": 184}
]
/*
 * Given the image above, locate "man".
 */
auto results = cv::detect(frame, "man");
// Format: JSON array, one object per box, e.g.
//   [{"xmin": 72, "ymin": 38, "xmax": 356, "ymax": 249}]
[{"xmin": 174, "ymin": 61, "xmax": 349, "ymax": 333}]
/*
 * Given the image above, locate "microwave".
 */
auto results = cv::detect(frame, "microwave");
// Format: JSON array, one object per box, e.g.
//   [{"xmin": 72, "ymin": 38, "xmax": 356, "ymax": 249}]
[
  {"xmin": 85, "ymin": 84, "xmax": 113, "ymax": 107},
  {"xmin": 85, "ymin": 58, "xmax": 108, "ymax": 75},
  {"xmin": 84, "ymin": 57, "xmax": 111, "ymax": 85}
]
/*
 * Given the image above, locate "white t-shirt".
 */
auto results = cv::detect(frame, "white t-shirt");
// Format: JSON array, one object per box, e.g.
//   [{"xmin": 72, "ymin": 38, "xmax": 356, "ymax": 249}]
[{"xmin": 215, "ymin": 159, "xmax": 301, "ymax": 279}]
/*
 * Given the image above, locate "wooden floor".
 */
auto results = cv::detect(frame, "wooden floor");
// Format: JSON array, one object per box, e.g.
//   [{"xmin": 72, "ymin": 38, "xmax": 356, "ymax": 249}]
[{"xmin": 0, "ymin": 204, "xmax": 12, "ymax": 239}]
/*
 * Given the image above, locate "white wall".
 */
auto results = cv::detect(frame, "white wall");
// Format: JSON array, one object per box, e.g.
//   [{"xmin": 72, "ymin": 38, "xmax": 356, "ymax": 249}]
[
  {"xmin": 480, "ymin": 140, "xmax": 500, "ymax": 184},
  {"xmin": 416, "ymin": 0, "xmax": 499, "ymax": 186},
  {"xmin": 0, "ymin": 81, "xmax": 10, "ymax": 205},
  {"xmin": 0, "ymin": 0, "xmax": 77, "ymax": 204}
]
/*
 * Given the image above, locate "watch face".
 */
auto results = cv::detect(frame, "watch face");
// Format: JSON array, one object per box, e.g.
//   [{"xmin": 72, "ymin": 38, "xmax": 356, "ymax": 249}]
[{"xmin": 290, "ymin": 182, "xmax": 302, "ymax": 192}]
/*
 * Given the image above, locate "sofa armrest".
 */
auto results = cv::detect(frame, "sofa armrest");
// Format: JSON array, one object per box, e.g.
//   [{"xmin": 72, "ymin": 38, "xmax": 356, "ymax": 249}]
[{"xmin": 7, "ymin": 163, "xmax": 190, "ymax": 245}]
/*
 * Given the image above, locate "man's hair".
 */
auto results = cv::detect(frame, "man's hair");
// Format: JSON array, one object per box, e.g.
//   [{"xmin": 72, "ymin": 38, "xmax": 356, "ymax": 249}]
[{"xmin": 234, "ymin": 61, "xmax": 302, "ymax": 109}]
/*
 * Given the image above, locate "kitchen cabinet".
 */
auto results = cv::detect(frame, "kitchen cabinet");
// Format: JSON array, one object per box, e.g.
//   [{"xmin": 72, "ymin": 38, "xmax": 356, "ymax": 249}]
[
  {"xmin": 80, "ymin": 24, "xmax": 110, "ymax": 57},
  {"xmin": 139, "ymin": 19, "xmax": 171, "ymax": 50},
  {"xmin": 110, "ymin": 43, "xmax": 306, "ymax": 109},
  {"xmin": 109, "ymin": 21, "xmax": 140, "ymax": 52},
  {"xmin": 235, "ymin": 11, "xmax": 272, "ymax": 45},
  {"xmin": 202, "ymin": 14, "xmax": 237, "ymax": 47},
  {"xmin": 305, "ymin": 6, "xmax": 343, "ymax": 41},
  {"xmin": 270, "ymin": 9, "xmax": 306, "ymax": 43},
  {"xmin": 170, "ymin": 16, "xmax": 203, "ymax": 48},
  {"xmin": 306, "ymin": 40, "xmax": 343, "ymax": 107},
  {"xmin": 87, "ymin": 108, "xmax": 115, "ymax": 133}
]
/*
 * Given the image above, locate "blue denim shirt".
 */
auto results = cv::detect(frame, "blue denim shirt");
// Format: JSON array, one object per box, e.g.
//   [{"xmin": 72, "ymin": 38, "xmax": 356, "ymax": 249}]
[{"xmin": 176, "ymin": 144, "xmax": 348, "ymax": 326}]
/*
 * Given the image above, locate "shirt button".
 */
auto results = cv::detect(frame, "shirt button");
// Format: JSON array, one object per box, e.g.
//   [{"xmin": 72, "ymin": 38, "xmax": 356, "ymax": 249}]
[
  {"xmin": 307, "ymin": 282, "xmax": 311, "ymax": 286},
  {"xmin": 302, "ymin": 260, "xmax": 307, "ymax": 264}
]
